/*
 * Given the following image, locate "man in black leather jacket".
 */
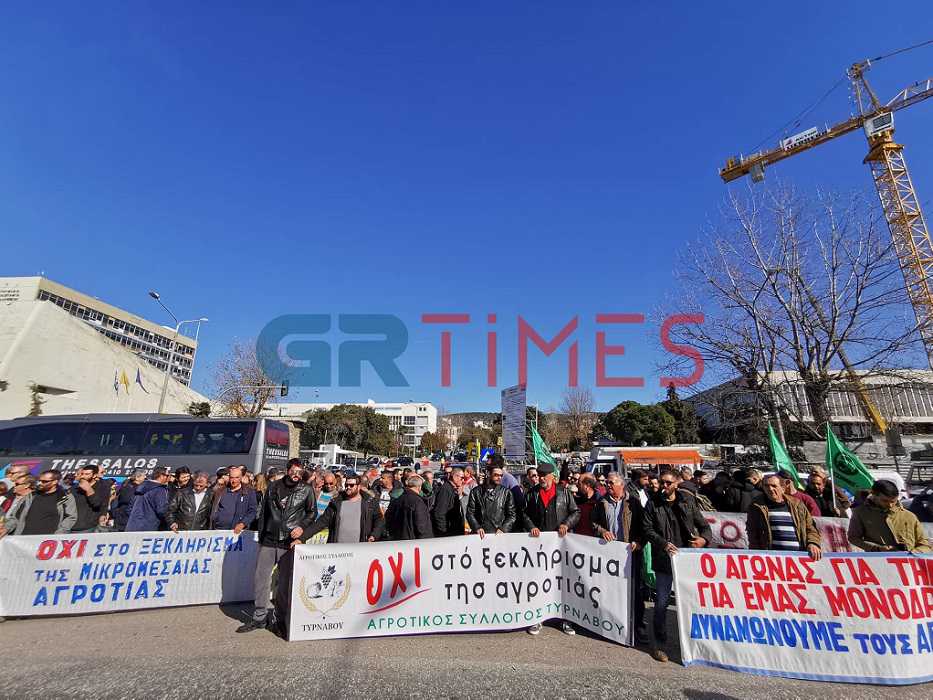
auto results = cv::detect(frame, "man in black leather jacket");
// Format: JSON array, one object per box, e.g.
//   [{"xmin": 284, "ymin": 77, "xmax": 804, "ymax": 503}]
[
  {"xmin": 466, "ymin": 460, "xmax": 516, "ymax": 537},
  {"xmin": 301, "ymin": 474, "xmax": 385, "ymax": 543},
  {"xmin": 522, "ymin": 462, "xmax": 579, "ymax": 636},
  {"xmin": 643, "ymin": 470, "xmax": 712, "ymax": 662},
  {"xmin": 166, "ymin": 471, "xmax": 213, "ymax": 531},
  {"xmin": 237, "ymin": 459, "xmax": 317, "ymax": 634}
]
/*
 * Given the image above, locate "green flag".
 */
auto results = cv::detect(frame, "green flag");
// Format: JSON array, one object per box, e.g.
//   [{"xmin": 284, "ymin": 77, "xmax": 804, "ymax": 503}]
[
  {"xmin": 530, "ymin": 423, "xmax": 556, "ymax": 467},
  {"xmin": 824, "ymin": 422, "xmax": 874, "ymax": 494},
  {"xmin": 768, "ymin": 423, "xmax": 801, "ymax": 488}
]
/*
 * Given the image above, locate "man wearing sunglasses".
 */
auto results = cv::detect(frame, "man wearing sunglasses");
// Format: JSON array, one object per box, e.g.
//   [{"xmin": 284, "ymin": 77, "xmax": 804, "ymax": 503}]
[
  {"xmin": 3, "ymin": 469, "xmax": 77, "ymax": 536},
  {"xmin": 466, "ymin": 458, "xmax": 516, "ymax": 539},
  {"xmin": 643, "ymin": 470, "xmax": 711, "ymax": 663},
  {"xmin": 301, "ymin": 473, "xmax": 385, "ymax": 544}
]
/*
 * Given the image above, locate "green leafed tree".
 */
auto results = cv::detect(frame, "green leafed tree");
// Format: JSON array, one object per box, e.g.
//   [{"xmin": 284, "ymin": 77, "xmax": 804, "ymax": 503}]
[
  {"xmin": 603, "ymin": 400, "xmax": 675, "ymax": 446},
  {"xmin": 659, "ymin": 384, "xmax": 700, "ymax": 443},
  {"xmin": 300, "ymin": 405, "xmax": 393, "ymax": 457},
  {"xmin": 418, "ymin": 431, "xmax": 446, "ymax": 454}
]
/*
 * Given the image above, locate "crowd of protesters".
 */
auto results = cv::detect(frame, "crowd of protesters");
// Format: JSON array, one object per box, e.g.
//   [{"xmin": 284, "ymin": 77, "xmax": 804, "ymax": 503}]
[{"xmin": 0, "ymin": 456, "xmax": 929, "ymax": 661}]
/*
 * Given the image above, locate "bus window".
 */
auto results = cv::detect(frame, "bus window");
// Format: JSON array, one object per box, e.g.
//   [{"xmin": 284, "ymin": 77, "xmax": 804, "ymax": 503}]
[
  {"xmin": 0, "ymin": 428, "xmax": 13, "ymax": 456},
  {"xmin": 76, "ymin": 423, "xmax": 146, "ymax": 455},
  {"xmin": 10, "ymin": 423, "xmax": 81, "ymax": 456},
  {"xmin": 265, "ymin": 421, "xmax": 290, "ymax": 450},
  {"xmin": 190, "ymin": 422, "xmax": 255, "ymax": 454},
  {"xmin": 143, "ymin": 423, "xmax": 194, "ymax": 455}
]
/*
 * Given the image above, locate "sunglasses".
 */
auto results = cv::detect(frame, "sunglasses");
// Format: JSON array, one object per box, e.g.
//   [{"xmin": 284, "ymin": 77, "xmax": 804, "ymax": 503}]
[
  {"xmin": 660, "ymin": 480, "xmax": 676, "ymax": 486},
  {"xmin": 344, "ymin": 483, "xmax": 359, "ymax": 489},
  {"xmin": 38, "ymin": 479, "xmax": 56, "ymax": 484}
]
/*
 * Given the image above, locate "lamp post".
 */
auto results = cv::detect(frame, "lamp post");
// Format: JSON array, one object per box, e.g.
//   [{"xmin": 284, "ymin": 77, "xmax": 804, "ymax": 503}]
[{"xmin": 149, "ymin": 291, "xmax": 208, "ymax": 414}]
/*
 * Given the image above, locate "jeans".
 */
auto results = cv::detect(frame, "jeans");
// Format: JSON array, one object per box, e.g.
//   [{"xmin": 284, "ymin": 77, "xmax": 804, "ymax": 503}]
[
  {"xmin": 252, "ymin": 545, "xmax": 287, "ymax": 621},
  {"xmin": 631, "ymin": 550, "xmax": 647, "ymax": 637},
  {"xmin": 653, "ymin": 571, "xmax": 674, "ymax": 644}
]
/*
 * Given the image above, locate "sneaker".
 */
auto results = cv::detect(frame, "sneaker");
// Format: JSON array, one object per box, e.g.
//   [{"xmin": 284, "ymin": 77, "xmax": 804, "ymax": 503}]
[
  {"xmin": 651, "ymin": 648, "xmax": 669, "ymax": 663},
  {"xmin": 527, "ymin": 623, "xmax": 542, "ymax": 635},
  {"xmin": 235, "ymin": 618, "xmax": 267, "ymax": 633},
  {"xmin": 561, "ymin": 622, "xmax": 576, "ymax": 636}
]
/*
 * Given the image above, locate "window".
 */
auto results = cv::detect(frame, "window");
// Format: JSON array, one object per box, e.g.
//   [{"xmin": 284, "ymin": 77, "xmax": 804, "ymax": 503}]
[
  {"xmin": 404, "ymin": 416, "xmax": 416, "ymax": 426},
  {"xmin": 143, "ymin": 423, "xmax": 194, "ymax": 455},
  {"xmin": 190, "ymin": 422, "xmax": 256, "ymax": 454},
  {"xmin": 9, "ymin": 423, "xmax": 81, "ymax": 456},
  {"xmin": 76, "ymin": 423, "xmax": 146, "ymax": 455},
  {"xmin": 0, "ymin": 428, "xmax": 13, "ymax": 456}
]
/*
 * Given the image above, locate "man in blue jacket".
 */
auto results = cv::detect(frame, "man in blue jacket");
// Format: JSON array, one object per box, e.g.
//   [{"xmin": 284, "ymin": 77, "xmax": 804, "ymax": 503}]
[
  {"xmin": 212, "ymin": 465, "xmax": 257, "ymax": 534},
  {"xmin": 125, "ymin": 467, "xmax": 171, "ymax": 532}
]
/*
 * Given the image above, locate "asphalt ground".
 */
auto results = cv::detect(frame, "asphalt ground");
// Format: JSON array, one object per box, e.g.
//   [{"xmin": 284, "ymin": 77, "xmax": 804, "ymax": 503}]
[{"xmin": 1, "ymin": 603, "xmax": 930, "ymax": 699}]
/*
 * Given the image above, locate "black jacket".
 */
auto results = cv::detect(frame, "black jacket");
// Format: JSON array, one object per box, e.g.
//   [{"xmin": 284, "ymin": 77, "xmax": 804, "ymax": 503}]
[
  {"xmin": 725, "ymin": 481, "xmax": 761, "ymax": 513},
  {"xmin": 466, "ymin": 485, "xmax": 516, "ymax": 533},
  {"xmin": 303, "ymin": 493, "xmax": 386, "ymax": 543},
  {"xmin": 522, "ymin": 483, "xmax": 580, "ymax": 532},
  {"xmin": 71, "ymin": 479, "xmax": 111, "ymax": 531},
  {"xmin": 643, "ymin": 491, "xmax": 712, "ymax": 574},
  {"xmin": 111, "ymin": 479, "xmax": 139, "ymax": 532},
  {"xmin": 166, "ymin": 488, "xmax": 214, "ymax": 531},
  {"xmin": 387, "ymin": 489, "xmax": 433, "ymax": 540},
  {"xmin": 257, "ymin": 478, "xmax": 318, "ymax": 547},
  {"xmin": 431, "ymin": 481, "xmax": 466, "ymax": 537}
]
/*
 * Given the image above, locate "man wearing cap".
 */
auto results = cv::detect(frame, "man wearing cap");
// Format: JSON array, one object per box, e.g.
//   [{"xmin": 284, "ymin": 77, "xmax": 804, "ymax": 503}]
[{"xmin": 522, "ymin": 461, "xmax": 579, "ymax": 636}]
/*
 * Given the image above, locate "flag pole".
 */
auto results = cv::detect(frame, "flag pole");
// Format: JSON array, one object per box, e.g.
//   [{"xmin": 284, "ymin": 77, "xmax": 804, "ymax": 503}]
[{"xmin": 827, "ymin": 422, "xmax": 838, "ymax": 514}]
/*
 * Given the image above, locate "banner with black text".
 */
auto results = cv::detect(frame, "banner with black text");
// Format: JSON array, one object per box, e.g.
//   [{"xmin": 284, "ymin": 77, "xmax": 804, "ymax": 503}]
[{"xmin": 289, "ymin": 532, "xmax": 632, "ymax": 643}]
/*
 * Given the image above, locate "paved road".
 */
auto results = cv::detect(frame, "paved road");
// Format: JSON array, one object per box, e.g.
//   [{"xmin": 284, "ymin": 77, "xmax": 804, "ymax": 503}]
[{"xmin": 1, "ymin": 603, "xmax": 929, "ymax": 699}]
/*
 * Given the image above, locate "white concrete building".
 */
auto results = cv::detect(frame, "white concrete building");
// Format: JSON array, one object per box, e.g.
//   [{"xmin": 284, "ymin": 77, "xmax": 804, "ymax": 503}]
[
  {"xmin": 687, "ymin": 370, "xmax": 933, "ymax": 438},
  {"xmin": 0, "ymin": 277, "xmax": 200, "ymax": 385},
  {"xmin": 260, "ymin": 401, "xmax": 438, "ymax": 449},
  {"xmin": 0, "ymin": 300, "xmax": 208, "ymax": 420}
]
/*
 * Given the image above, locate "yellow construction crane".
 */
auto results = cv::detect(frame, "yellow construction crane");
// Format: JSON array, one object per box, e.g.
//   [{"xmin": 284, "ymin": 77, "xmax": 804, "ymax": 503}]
[{"xmin": 720, "ymin": 43, "xmax": 933, "ymax": 434}]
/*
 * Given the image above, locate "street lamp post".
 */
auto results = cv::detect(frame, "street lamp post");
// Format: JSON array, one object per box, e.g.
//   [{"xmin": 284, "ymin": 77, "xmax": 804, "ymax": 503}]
[{"xmin": 149, "ymin": 291, "xmax": 208, "ymax": 414}]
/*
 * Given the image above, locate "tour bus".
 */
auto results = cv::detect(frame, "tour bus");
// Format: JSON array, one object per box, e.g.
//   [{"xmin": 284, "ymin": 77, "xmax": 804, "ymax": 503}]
[{"xmin": 0, "ymin": 413, "xmax": 292, "ymax": 479}]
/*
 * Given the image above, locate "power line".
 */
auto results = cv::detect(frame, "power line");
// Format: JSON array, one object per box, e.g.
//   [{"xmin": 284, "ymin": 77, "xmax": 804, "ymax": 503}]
[
  {"xmin": 749, "ymin": 75, "xmax": 847, "ymax": 152},
  {"xmin": 869, "ymin": 37, "xmax": 933, "ymax": 63}
]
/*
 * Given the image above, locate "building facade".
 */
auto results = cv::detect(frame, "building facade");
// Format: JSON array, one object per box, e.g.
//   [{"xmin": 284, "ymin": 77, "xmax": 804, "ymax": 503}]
[
  {"xmin": 0, "ymin": 300, "xmax": 207, "ymax": 420},
  {"xmin": 688, "ymin": 370, "xmax": 933, "ymax": 438},
  {"xmin": 0, "ymin": 277, "xmax": 198, "ymax": 385},
  {"xmin": 260, "ymin": 401, "xmax": 438, "ymax": 449}
]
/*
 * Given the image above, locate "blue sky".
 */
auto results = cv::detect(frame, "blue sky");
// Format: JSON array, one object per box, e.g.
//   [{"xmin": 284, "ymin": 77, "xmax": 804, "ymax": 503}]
[{"xmin": 2, "ymin": 2, "xmax": 932, "ymax": 412}]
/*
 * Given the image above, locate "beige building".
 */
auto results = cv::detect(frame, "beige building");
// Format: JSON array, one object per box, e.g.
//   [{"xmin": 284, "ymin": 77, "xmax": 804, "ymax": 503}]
[
  {"xmin": 0, "ymin": 277, "xmax": 199, "ymax": 385},
  {"xmin": 0, "ymin": 300, "xmax": 207, "ymax": 420}
]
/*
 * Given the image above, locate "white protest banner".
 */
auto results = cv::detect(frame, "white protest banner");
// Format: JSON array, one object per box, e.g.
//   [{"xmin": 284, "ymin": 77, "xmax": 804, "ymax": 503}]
[
  {"xmin": 702, "ymin": 512, "xmax": 853, "ymax": 551},
  {"xmin": 673, "ymin": 550, "xmax": 933, "ymax": 685},
  {"xmin": 289, "ymin": 532, "xmax": 632, "ymax": 643},
  {"xmin": 0, "ymin": 531, "xmax": 258, "ymax": 616},
  {"xmin": 701, "ymin": 512, "xmax": 933, "ymax": 552}
]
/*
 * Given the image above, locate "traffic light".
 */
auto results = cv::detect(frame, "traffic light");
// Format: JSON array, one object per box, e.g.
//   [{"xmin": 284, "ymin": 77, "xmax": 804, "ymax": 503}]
[{"xmin": 280, "ymin": 380, "xmax": 289, "ymax": 397}]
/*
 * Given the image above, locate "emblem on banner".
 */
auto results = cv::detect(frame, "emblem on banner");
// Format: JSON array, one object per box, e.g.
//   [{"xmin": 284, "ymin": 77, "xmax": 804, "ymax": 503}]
[{"xmin": 299, "ymin": 566, "xmax": 351, "ymax": 618}]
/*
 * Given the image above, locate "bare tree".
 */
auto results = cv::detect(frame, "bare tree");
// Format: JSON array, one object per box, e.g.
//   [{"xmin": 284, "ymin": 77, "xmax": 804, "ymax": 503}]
[
  {"xmin": 560, "ymin": 386, "xmax": 595, "ymax": 450},
  {"xmin": 660, "ymin": 184, "xmax": 924, "ymax": 440},
  {"xmin": 211, "ymin": 339, "xmax": 281, "ymax": 417}
]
